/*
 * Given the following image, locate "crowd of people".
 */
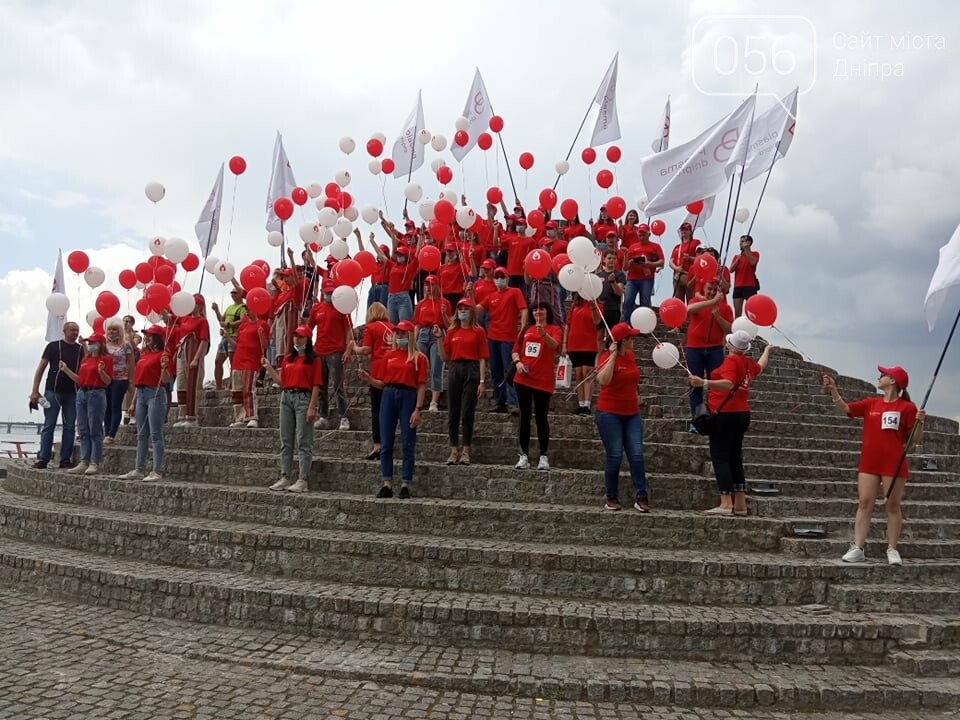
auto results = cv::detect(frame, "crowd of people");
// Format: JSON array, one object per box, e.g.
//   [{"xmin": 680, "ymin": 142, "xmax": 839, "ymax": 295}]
[{"xmin": 27, "ymin": 198, "xmax": 924, "ymax": 565}]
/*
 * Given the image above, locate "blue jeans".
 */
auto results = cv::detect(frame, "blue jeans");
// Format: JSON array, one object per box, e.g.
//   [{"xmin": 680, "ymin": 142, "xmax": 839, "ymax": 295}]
[
  {"xmin": 686, "ymin": 345, "xmax": 726, "ymax": 416},
  {"xmin": 76, "ymin": 388, "xmax": 107, "ymax": 463},
  {"xmin": 279, "ymin": 390, "xmax": 313, "ymax": 481},
  {"xmin": 623, "ymin": 279, "xmax": 655, "ymax": 322},
  {"xmin": 38, "ymin": 390, "xmax": 76, "ymax": 463},
  {"xmin": 417, "ymin": 328, "xmax": 444, "ymax": 393},
  {"xmin": 488, "ymin": 339, "xmax": 517, "ymax": 407},
  {"xmin": 595, "ymin": 411, "xmax": 648, "ymax": 501},
  {"xmin": 104, "ymin": 379, "xmax": 129, "ymax": 439},
  {"xmin": 387, "ymin": 291, "xmax": 413, "ymax": 325},
  {"xmin": 379, "ymin": 385, "xmax": 417, "ymax": 484},
  {"xmin": 135, "ymin": 386, "xmax": 166, "ymax": 471},
  {"xmin": 367, "ymin": 283, "xmax": 388, "ymax": 309}
]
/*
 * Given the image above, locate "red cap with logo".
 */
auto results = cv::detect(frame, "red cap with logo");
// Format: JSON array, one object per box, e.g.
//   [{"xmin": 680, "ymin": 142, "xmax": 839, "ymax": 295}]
[
  {"xmin": 480, "ymin": 259, "xmax": 496, "ymax": 270},
  {"xmin": 610, "ymin": 322, "xmax": 641, "ymax": 342},
  {"xmin": 293, "ymin": 325, "xmax": 312, "ymax": 337},
  {"xmin": 878, "ymin": 365, "xmax": 909, "ymax": 389},
  {"xmin": 395, "ymin": 320, "xmax": 415, "ymax": 332},
  {"xmin": 321, "ymin": 279, "xmax": 336, "ymax": 293}
]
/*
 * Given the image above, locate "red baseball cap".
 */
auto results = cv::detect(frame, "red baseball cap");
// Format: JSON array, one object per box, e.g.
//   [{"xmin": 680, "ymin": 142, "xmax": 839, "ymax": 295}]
[
  {"xmin": 84, "ymin": 333, "xmax": 106, "ymax": 344},
  {"xmin": 493, "ymin": 266, "xmax": 508, "ymax": 277},
  {"xmin": 457, "ymin": 298, "xmax": 474, "ymax": 308},
  {"xmin": 878, "ymin": 365, "xmax": 909, "ymax": 389},
  {"xmin": 395, "ymin": 320, "xmax": 415, "ymax": 332},
  {"xmin": 610, "ymin": 322, "xmax": 641, "ymax": 342},
  {"xmin": 293, "ymin": 325, "xmax": 312, "ymax": 337},
  {"xmin": 379, "ymin": 244, "xmax": 389, "ymax": 255},
  {"xmin": 325, "ymin": 256, "xmax": 337, "ymax": 265},
  {"xmin": 193, "ymin": 294, "xmax": 205, "ymax": 305},
  {"xmin": 637, "ymin": 223, "xmax": 650, "ymax": 233},
  {"xmin": 443, "ymin": 241, "xmax": 457, "ymax": 251},
  {"xmin": 680, "ymin": 222, "xmax": 692, "ymax": 230},
  {"xmin": 480, "ymin": 259, "xmax": 495, "ymax": 270},
  {"xmin": 605, "ymin": 230, "xmax": 617, "ymax": 238},
  {"xmin": 321, "ymin": 279, "xmax": 335, "ymax": 292},
  {"xmin": 142, "ymin": 325, "xmax": 165, "ymax": 337},
  {"xmin": 404, "ymin": 219, "xmax": 416, "ymax": 227},
  {"xmin": 425, "ymin": 275, "xmax": 439, "ymax": 285},
  {"xmin": 545, "ymin": 220, "xmax": 558, "ymax": 229}
]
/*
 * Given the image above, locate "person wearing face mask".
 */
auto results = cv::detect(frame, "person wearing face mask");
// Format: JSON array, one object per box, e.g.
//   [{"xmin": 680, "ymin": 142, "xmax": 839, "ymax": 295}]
[
  {"xmin": 505, "ymin": 219, "xmax": 534, "ymax": 298},
  {"xmin": 350, "ymin": 302, "xmax": 393, "ymax": 460},
  {"xmin": 729, "ymin": 234, "xmax": 760, "ymax": 318},
  {"xmin": 685, "ymin": 279, "xmax": 734, "ymax": 432},
  {"xmin": 308, "ymin": 279, "xmax": 353, "ymax": 431},
  {"xmin": 479, "ymin": 267, "xmax": 528, "ymax": 414},
  {"xmin": 669, "ymin": 222, "xmax": 701, "ymax": 302},
  {"xmin": 229, "ymin": 310, "xmax": 270, "ymax": 428},
  {"xmin": 29, "ymin": 321, "xmax": 83, "ymax": 469},
  {"xmin": 371, "ymin": 219, "xmax": 422, "ymax": 324},
  {"xmin": 471, "ymin": 259, "xmax": 497, "ymax": 332},
  {"xmin": 595, "ymin": 250, "xmax": 626, "ymax": 332},
  {"xmin": 561, "ymin": 292, "xmax": 601, "ymax": 416},
  {"xmin": 57, "ymin": 333, "xmax": 113, "ymax": 475},
  {"xmin": 261, "ymin": 326, "xmax": 323, "ymax": 494},
  {"xmin": 413, "ymin": 276, "xmax": 451, "ymax": 413},
  {"xmin": 359, "ymin": 231, "xmax": 390, "ymax": 309},
  {"xmin": 171, "ymin": 294, "xmax": 210, "ymax": 428},
  {"xmin": 439, "ymin": 299, "xmax": 488, "ymax": 465},
  {"xmin": 103, "ymin": 318, "xmax": 135, "ymax": 445},
  {"xmin": 358, "ymin": 320, "xmax": 427, "ymax": 499},
  {"xmin": 623, "ymin": 223, "xmax": 664, "ymax": 319},
  {"xmin": 438, "ymin": 241, "xmax": 470, "ymax": 308},
  {"xmin": 118, "ymin": 325, "xmax": 172, "ymax": 482}
]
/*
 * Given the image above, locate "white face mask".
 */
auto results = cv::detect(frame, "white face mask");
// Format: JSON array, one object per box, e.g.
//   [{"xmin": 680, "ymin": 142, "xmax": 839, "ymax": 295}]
[
  {"xmin": 494, "ymin": 278, "xmax": 507, "ymax": 289},
  {"xmin": 457, "ymin": 311, "xmax": 470, "ymax": 322},
  {"xmin": 294, "ymin": 341, "xmax": 307, "ymax": 353}
]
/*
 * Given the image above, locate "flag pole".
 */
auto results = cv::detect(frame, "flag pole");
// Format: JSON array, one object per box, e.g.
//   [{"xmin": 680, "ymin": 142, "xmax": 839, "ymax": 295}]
[
  {"xmin": 495, "ymin": 133, "xmax": 519, "ymax": 202},
  {"xmin": 885, "ymin": 302, "xmax": 960, "ymax": 498},
  {"xmin": 746, "ymin": 137, "xmax": 784, "ymax": 237},
  {"xmin": 721, "ymin": 168, "xmax": 747, "ymax": 267},
  {"xmin": 280, "ymin": 220, "xmax": 286, "ymax": 269},
  {"xmin": 552, "ymin": 98, "xmax": 595, "ymax": 190},
  {"xmin": 198, "ymin": 207, "xmax": 217, "ymax": 296}
]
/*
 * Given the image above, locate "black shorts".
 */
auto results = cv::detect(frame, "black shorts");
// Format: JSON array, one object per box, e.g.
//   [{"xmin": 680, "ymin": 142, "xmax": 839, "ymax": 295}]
[
  {"xmin": 732, "ymin": 285, "xmax": 759, "ymax": 300},
  {"xmin": 567, "ymin": 351, "xmax": 596, "ymax": 369}
]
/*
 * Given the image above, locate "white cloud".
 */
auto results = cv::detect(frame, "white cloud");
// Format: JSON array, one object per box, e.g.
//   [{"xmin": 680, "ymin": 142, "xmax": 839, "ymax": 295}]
[{"xmin": 0, "ymin": 213, "xmax": 29, "ymax": 238}]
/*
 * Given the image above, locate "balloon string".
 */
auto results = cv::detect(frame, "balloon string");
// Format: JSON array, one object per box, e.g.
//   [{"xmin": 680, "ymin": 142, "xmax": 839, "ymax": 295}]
[
  {"xmin": 650, "ymin": 329, "xmax": 690, "ymax": 373},
  {"xmin": 380, "ymin": 176, "xmax": 390, "ymax": 218},
  {"xmin": 484, "ymin": 153, "xmax": 489, "ymax": 188},
  {"xmin": 770, "ymin": 323, "xmax": 813, "ymax": 362},
  {"xmin": 226, "ymin": 175, "xmax": 238, "ymax": 262}
]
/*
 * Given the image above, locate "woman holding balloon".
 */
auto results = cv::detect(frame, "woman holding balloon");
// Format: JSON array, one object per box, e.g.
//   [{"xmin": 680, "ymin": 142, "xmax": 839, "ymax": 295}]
[
  {"xmin": 562, "ymin": 293, "xmax": 601, "ymax": 415},
  {"xmin": 58, "ymin": 333, "xmax": 112, "ymax": 476},
  {"xmin": 118, "ymin": 325, "xmax": 170, "ymax": 482},
  {"xmin": 413, "ymin": 276, "xmax": 451, "ymax": 413},
  {"xmin": 685, "ymin": 278, "xmax": 734, "ymax": 431},
  {"xmin": 103, "ymin": 318, "xmax": 135, "ymax": 445},
  {"xmin": 230, "ymin": 296, "xmax": 271, "ymax": 429}
]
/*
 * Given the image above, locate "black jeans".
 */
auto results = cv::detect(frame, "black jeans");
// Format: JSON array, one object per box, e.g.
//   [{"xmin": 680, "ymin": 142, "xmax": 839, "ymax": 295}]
[
  {"xmin": 369, "ymin": 386, "xmax": 383, "ymax": 444},
  {"xmin": 708, "ymin": 411, "xmax": 751, "ymax": 494},
  {"xmin": 447, "ymin": 361, "xmax": 480, "ymax": 446},
  {"xmin": 515, "ymin": 383, "xmax": 551, "ymax": 456}
]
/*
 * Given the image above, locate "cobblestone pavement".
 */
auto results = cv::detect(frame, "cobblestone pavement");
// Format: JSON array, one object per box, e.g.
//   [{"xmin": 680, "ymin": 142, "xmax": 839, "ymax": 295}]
[{"xmin": 0, "ymin": 585, "xmax": 957, "ymax": 720}]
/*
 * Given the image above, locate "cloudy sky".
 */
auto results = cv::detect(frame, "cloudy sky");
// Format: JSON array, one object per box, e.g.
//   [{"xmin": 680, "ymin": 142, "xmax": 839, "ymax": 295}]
[{"xmin": 2, "ymin": 0, "xmax": 959, "ymax": 424}]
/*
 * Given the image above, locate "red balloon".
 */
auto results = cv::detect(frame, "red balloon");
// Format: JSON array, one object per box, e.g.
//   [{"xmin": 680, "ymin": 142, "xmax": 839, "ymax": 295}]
[
  {"xmin": 559, "ymin": 198, "xmax": 579, "ymax": 221},
  {"xmin": 419, "ymin": 245, "xmax": 442, "ymax": 272},
  {"xmin": 324, "ymin": 182, "xmax": 341, "ymax": 198},
  {"xmin": 428, "ymin": 219, "xmax": 449, "ymax": 243},
  {"xmin": 650, "ymin": 219, "xmax": 666, "ymax": 236},
  {"xmin": 181, "ymin": 253, "xmax": 200, "ymax": 272},
  {"xmin": 524, "ymin": 249, "xmax": 552, "ymax": 280},
  {"xmin": 437, "ymin": 166, "xmax": 453, "ymax": 185},
  {"xmin": 354, "ymin": 250, "xmax": 377, "ymax": 277},
  {"xmin": 228, "ymin": 155, "xmax": 247, "ymax": 175},
  {"xmin": 308, "ymin": 242, "xmax": 320, "ymax": 253},
  {"xmin": 335, "ymin": 258, "xmax": 363, "ymax": 287},
  {"xmin": 170, "ymin": 280, "xmax": 181, "ymax": 294},
  {"xmin": 93, "ymin": 317, "xmax": 105, "ymax": 334},
  {"xmin": 605, "ymin": 145, "xmax": 622, "ymax": 163},
  {"xmin": 691, "ymin": 253, "xmax": 719, "ymax": 281},
  {"xmin": 273, "ymin": 197, "xmax": 294, "ymax": 221},
  {"xmin": 340, "ymin": 191, "xmax": 353, "ymax": 209},
  {"xmin": 324, "ymin": 197, "xmax": 342, "ymax": 212},
  {"xmin": 526, "ymin": 209, "xmax": 545, "ymax": 229},
  {"xmin": 135, "ymin": 298, "xmax": 150, "ymax": 316},
  {"xmin": 518, "ymin": 152, "xmax": 534, "ymax": 171},
  {"xmin": 486, "ymin": 186, "xmax": 503, "ymax": 204},
  {"xmin": 551, "ymin": 253, "xmax": 572, "ymax": 274},
  {"xmin": 596, "ymin": 169, "xmax": 614, "ymax": 189},
  {"xmin": 745, "ymin": 294, "xmax": 778, "ymax": 327},
  {"xmin": 489, "ymin": 115, "xmax": 504, "ymax": 133},
  {"xmin": 366, "ymin": 138, "xmax": 384, "ymax": 157},
  {"xmin": 67, "ymin": 250, "xmax": 89, "ymax": 274},
  {"xmin": 658, "ymin": 297, "xmax": 687, "ymax": 329},
  {"xmin": 605, "ymin": 196, "xmax": 627, "ymax": 220},
  {"xmin": 145, "ymin": 283, "xmax": 171, "ymax": 313},
  {"xmin": 251, "ymin": 259, "xmax": 269, "ymax": 277},
  {"xmin": 477, "ymin": 132, "xmax": 493, "ymax": 150},
  {"xmin": 240, "ymin": 265, "xmax": 267, "ymax": 291},
  {"xmin": 433, "ymin": 199, "xmax": 456, "ymax": 225},
  {"xmin": 581, "ymin": 148, "xmax": 597, "ymax": 165},
  {"xmin": 147, "ymin": 255, "xmax": 165, "ymax": 268},
  {"xmin": 135, "ymin": 262, "xmax": 154, "ymax": 284},
  {"xmin": 245, "ymin": 287, "xmax": 272, "ymax": 317},
  {"xmin": 291, "ymin": 187, "xmax": 308, "ymax": 206},
  {"xmin": 118, "ymin": 269, "xmax": 137, "ymax": 290},
  {"xmin": 538, "ymin": 188, "xmax": 558, "ymax": 211},
  {"xmin": 686, "ymin": 199, "xmax": 705, "ymax": 215},
  {"xmin": 95, "ymin": 291, "xmax": 120, "ymax": 319},
  {"xmin": 454, "ymin": 130, "xmax": 469, "ymax": 147},
  {"xmin": 381, "ymin": 158, "xmax": 395, "ymax": 174},
  {"xmin": 154, "ymin": 264, "xmax": 175, "ymax": 285}
]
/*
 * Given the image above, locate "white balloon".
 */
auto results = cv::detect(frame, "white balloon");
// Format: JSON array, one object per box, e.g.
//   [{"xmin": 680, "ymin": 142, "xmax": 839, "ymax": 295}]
[
  {"xmin": 372, "ymin": 132, "xmax": 387, "ymax": 145},
  {"xmin": 735, "ymin": 207, "xmax": 750, "ymax": 223},
  {"xmin": 331, "ymin": 285, "xmax": 359, "ymax": 314},
  {"xmin": 329, "ymin": 237, "xmax": 350, "ymax": 260},
  {"xmin": 418, "ymin": 201, "xmax": 435, "ymax": 222},
  {"xmin": 578, "ymin": 273, "xmax": 604, "ymax": 300},
  {"xmin": 335, "ymin": 170, "xmax": 351, "ymax": 188},
  {"xmin": 368, "ymin": 159, "xmax": 382, "ymax": 175},
  {"xmin": 318, "ymin": 207, "xmax": 338, "ymax": 228},
  {"xmin": 417, "ymin": 129, "xmax": 432, "ymax": 145},
  {"xmin": 204, "ymin": 256, "xmax": 220, "ymax": 273},
  {"xmin": 314, "ymin": 196, "xmax": 328, "ymax": 210},
  {"xmin": 333, "ymin": 217, "xmax": 353, "ymax": 239},
  {"xmin": 136, "ymin": 281, "xmax": 145, "ymax": 290},
  {"xmin": 307, "ymin": 182, "xmax": 323, "ymax": 199},
  {"xmin": 731, "ymin": 316, "xmax": 758, "ymax": 339},
  {"xmin": 165, "ymin": 237, "xmax": 189, "ymax": 264},
  {"xmin": 318, "ymin": 227, "xmax": 334, "ymax": 247},
  {"xmin": 86, "ymin": 309, "xmax": 100, "ymax": 327},
  {"xmin": 45, "ymin": 292, "xmax": 70, "ymax": 315},
  {"xmin": 524, "ymin": 225, "xmax": 537, "ymax": 238},
  {"xmin": 214, "ymin": 261, "xmax": 235, "ymax": 284},
  {"xmin": 568, "ymin": 236, "xmax": 598, "ymax": 270},
  {"xmin": 343, "ymin": 206, "xmax": 359, "ymax": 222},
  {"xmin": 430, "ymin": 158, "xmax": 446, "ymax": 173},
  {"xmin": 404, "ymin": 183, "xmax": 423, "ymax": 203},
  {"xmin": 557, "ymin": 264, "xmax": 586, "ymax": 292},
  {"xmin": 652, "ymin": 342, "xmax": 681, "ymax": 369},
  {"xmin": 440, "ymin": 189, "xmax": 458, "ymax": 204},
  {"xmin": 454, "ymin": 116, "xmax": 470, "ymax": 132},
  {"xmin": 146, "ymin": 311, "xmax": 162, "ymax": 324},
  {"xmin": 555, "ymin": 160, "xmax": 570, "ymax": 176},
  {"xmin": 84, "ymin": 266, "xmax": 105, "ymax": 289},
  {"xmin": 169, "ymin": 290, "xmax": 196, "ymax": 317},
  {"xmin": 430, "ymin": 134, "xmax": 447, "ymax": 152},
  {"xmin": 630, "ymin": 307, "xmax": 658, "ymax": 334},
  {"xmin": 148, "ymin": 235, "xmax": 166, "ymax": 256},
  {"xmin": 144, "ymin": 181, "xmax": 165, "ymax": 203},
  {"xmin": 269, "ymin": 229, "xmax": 287, "ymax": 247},
  {"xmin": 456, "ymin": 206, "xmax": 476, "ymax": 230},
  {"xmin": 338, "ymin": 136, "xmax": 356, "ymax": 155},
  {"xmin": 637, "ymin": 197, "xmax": 649, "ymax": 211},
  {"xmin": 361, "ymin": 206, "xmax": 379, "ymax": 225}
]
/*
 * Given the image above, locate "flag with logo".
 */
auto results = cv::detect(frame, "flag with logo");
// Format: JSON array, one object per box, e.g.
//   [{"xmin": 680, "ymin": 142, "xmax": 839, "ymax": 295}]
[
  {"xmin": 450, "ymin": 69, "xmax": 494, "ymax": 162},
  {"xmin": 195, "ymin": 162, "xmax": 224, "ymax": 259},
  {"xmin": 265, "ymin": 131, "xmax": 297, "ymax": 232},
  {"xmin": 651, "ymin": 96, "xmax": 671, "ymax": 152},
  {"xmin": 589, "ymin": 53, "xmax": 621, "ymax": 147},
  {"xmin": 741, "ymin": 87, "xmax": 799, "ymax": 182},
  {"xmin": 391, "ymin": 90, "xmax": 426, "ymax": 178},
  {"xmin": 924, "ymin": 223, "xmax": 960, "ymax": 331},
  {"xmin": 45, "ymin": 249, "xmax": 66, "ymax": 341}
]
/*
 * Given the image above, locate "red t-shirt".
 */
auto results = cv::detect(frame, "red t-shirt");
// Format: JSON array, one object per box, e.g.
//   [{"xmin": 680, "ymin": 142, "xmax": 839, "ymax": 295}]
[
  {"xmin": 363, "ymin": 320, "xmax": 394, "ymax": 381},
  {"xmin": 438, "ymin": 261, "xmax": 467, "ymax": 295},
  {"xmin": 707, "ymin": 353, "xmax": 762, "ymax": 413},
  {"xmin": 847, "ymin": 396, "xmax": 918, "ymax": 478},
  {"xmin": 443, "ymin": 326, "xmax": 489, "ymax": 361},
  {"xmin": 413, "ymin": 298, "xmax": 452, "ymax": 328},
  {"xmin": 309, "ymin": 302, "xmax": 351, "ymax": 355},
  {"xmin": 592, "ymin": 221, "xmax": 617, "ymax": 244},
  {"xmin": 626, "ymin": 241, "xmax": 664, "ymax": 281},
  {"xmin": 481, "ymin": 287, "xmax": 527, "ymax": 342},
  {"xmin": 382, "ymin": 349, "xmax": 428, "ymax": 388},
  {"xmin": 386, "ymin": 257, "xmax": 418, "ymax": 293},
  {"xmin": 694, "ymin": 266, "xmax": 732, "ymax": 296},
  {"xmin": 565, "ymin": 303, "xmax": 598, "ymax": 352},
  {"xmin": 371, "ymin": 259, "xmax": 388, "ymax": 284},
  {"xmin": 232, "ymin": 317, "xmax": 270, "ymax": 371},
  {"xmin": 731, "ymin": 251, "xmax": 760, "ymax": 288},
  {"xmin": 596, "ymin": 350, "xmax": 641, "ymax": 415},
  {"xmin": 134, "ymin": 349, "xmax": 166, "ymax": 386},
  {"xmin": 512, "ymin": 324, "xmax": 562, "ymax": 394},
  {"xmin": 171, "ymin": 316, "xmax": 211, "ymax": 355},
  {"xmin": 473, "ymin": 278, "xmax": 496, "ymax": 307},
  {"xmin": 280, "ymin": 354, "xmax": 323, "ymax": 390},
  {"xmin": 686, "ymin": 297, "xmax": 734, "ymax": 348},
  {"xmin": 77, "ymin": 355, "xmax": 113, "ymax": 388},
  {"xmin": 671, "ymin": 240, "xmax": 702, "ymax": 272},
  {"xmin": 506, "ymin": 234, "xmax": 535, "ymax": 276},
  {"xmin": 619, "ymin": 224, "xmax": 640, "ymax": 250},
  {"xmin": 563, "ymin": 223, "xmax": 587, "ymax": 241}
]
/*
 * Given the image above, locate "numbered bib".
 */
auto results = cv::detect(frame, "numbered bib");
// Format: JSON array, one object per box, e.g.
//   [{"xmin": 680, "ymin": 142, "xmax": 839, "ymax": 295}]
[
  {"xmin": 524, "ymin": 341, "xmax": 542, "ymax": 359},
  {"xmin": 881, "ymin": 411, "xmax": 901, "ymax": 431}
]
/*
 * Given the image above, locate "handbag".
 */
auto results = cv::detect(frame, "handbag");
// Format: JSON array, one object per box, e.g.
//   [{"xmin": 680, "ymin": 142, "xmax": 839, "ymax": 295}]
[
  {"xmin": 555, "ymin": 356, "xmax": 573, "ymax": 389},
  {"xmin": 692, "ymin": 372, "xmax": 745, "ymax": 435}
]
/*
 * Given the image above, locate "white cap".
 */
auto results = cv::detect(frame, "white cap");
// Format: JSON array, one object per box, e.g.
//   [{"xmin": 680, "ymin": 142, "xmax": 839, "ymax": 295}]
[{"xmin": 725, "ymin": 330, "xmax": 753, "ymax": 352}]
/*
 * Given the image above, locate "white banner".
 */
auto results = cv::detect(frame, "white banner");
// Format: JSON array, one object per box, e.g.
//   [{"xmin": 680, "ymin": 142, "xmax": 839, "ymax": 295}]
[
  {"xmin": 392, "ymin": 90, "xmax": 426, "ymax": 178},
  {"xmin": 589, "ymin": 53, "xmax": 621, "ymax": 147},
  {"xmin": 265, "ymin": 131, "xmax": 297, "ymax": 233},
  {"xmin": 925, "ymin": 223, "xmax": 960, "ymax": 331},
  {"xmin": 45, "ymin": 249, "xmax": 65, "ymax": 342},
  {"xmin": 741, "ymin": 87, "xmax": 799, "ymax": 182},
  {"xmin": 451, "ymin": 69, "xmax": 494, "ymax": 163},
  {"xmin": 651, "ymin": 97, "xmax": 671, "ymax": 152},
  {"xmin": 195, "ymin": 162, "xmax": 224, "ymax": 259}
]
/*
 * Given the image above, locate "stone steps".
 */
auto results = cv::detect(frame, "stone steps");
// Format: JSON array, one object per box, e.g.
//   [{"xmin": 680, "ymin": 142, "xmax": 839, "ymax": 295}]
[
  {"xmin": 783, "ymin": 536, "xmax": 960, "ymax": 560},
  {"xmin": 742, "ymin": 461, "xmax": 958, "ymax": 485},
  {"xmin": 756, "ymin": 495, "xmax": 960, "ymax": 521},
  {"xmin": 890, "ymin": 649, "xmax": 960, "ymax": 677},
  {"xmin": 785, "ymin": 514, "xmax": 960, "ymax": 541},
  {"xmin": 753, "ymin": 478, "xmax": 960, "ymax": 502},
  {"xmin": 827, "ymin": 583, "xmax": 960, "ymax": 614}
]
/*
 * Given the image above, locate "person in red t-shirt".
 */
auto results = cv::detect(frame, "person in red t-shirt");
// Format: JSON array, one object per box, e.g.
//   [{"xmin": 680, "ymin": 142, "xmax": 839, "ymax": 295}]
[
  {"xmin": 669, "ymin": 223, "xmax": 701, "ymax": 302},
  {"xmin": 359, "ymin": 231, "xmax": 391, "ymax": 309},
  {"xmin": 562, "ymin": 215, "xmax": 588, "ymax": 242},
  {"xmin": 823, "ymin": 365, "xmax": 925, "ymax": 566},
  {"xmin": 623, "ymin": 223, "xmax": 664, "ymax": 320},
  {"xmin": 511, "ymin": 303, "xmax": 562, "ymax": 471},
  {"xmin": 171, "ymin": 295, "xmax": 210, "ymax": 428},
  {"xmin": 505, "ymin": 221, "xmax": 534, "ymax": 297},
  {"xmin": 692, "ymin": 247, "xmax": 731, "ymax": 297},
  {"xmin": 230, "ymin": 311, "xmax": 270, "ymax": 428},
  {"xmin": 688, "ymin": 330, "xmax": 774, "ymax": 516},
  {"xmin": 685, "ymin": 280, "xmax": 734, "ymax": 425},
  {"xmin": 561, "ymin": 293, "xmax": 601, "ymax": 415},
  {"xmin": 358, "ymin": 320, "xmax": 427, "ymax": 499},
  {"xmin": 618, "ymin": 210, "xmax": 641, "ymax": 252},
  {"xmin": 308, "ymin": 279, "xmax": 353, "ymax": 431},
  {"xmin": 261, "ymin": 325, "xmax": 323, "ymax": 494},
  {"xmin": 480, "ymin": 267, "xmax": 528, "ymax": 412},
  {"xmin": 413, "ymin": 276, "xmax": 452, "ymax": 412},
  {"xmin": 370, "ymin": 222, "xmax": 423, "ymax": 324},
  {"xmin": 439, "ymin": 299, "xmax": 489, "ymax": 465},
  {"xmin": 438, "ymin": 241, "xmax": 469, "ymax": 308},
  {"xmin": 590, "ymin": 206, "xmax": 617, "ymax": 245},
  {"xmin": 729, "ymin": 234, "xmax": 760, "ymax": 318},
  {"xmin": 594, "ymin": 323, "xmax": 650, "ymax": 512},
  {"xmin": 350, "ymin": 302, "xmax": 394, "ymax": 460},
  {"xmin": 58, "ymin": 333, "xmax": 113, "ymax": 475},
  {"xmin": 470, "ymin": 259, "xmax": 497, "ymax": 332}
]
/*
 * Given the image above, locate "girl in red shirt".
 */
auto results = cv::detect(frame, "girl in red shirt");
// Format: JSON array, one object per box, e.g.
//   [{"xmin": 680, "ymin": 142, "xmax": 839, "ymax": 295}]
[
  {"xmin": 413, "ymin": 276, "xmax": 451, "ymax": 412},
  {"xmin": 561, "ymin": 293, "xmax": 601, "ymax": 415},
  {"xmin": 590, "ymin": 207, "xmax": 617, "ymax": 245},
  {"xmin": 685, "ymin": 280, "xmax": 734, "ymax": 425},
  {"xmin": 351, "ymin": 302, "xmax": 394, "ymax": 460},
  {"xmin": 439, "ymin": 299, "xmax": 488, "ymax": 465},
  {"xmin": 595, "ymin": 323, "xmax": 649, "ymax": 512},
  {"xmin": 669, "ymin": 223, "xmax": 701, "ymax": 302},
  {"xmin": 824, "ymin": 365, "xmax": 925, "ymax": 566},
  {"xmin": 511, "ymin": 303, "xmax": 562, "ymax": 471},
  {"xmin": 688, "ymin": 330, "xmax": 774, "ymax": 516},
  {"xmin": 172, "ymin": 295, "xmax": 210, "ymax": 428},
  {"xmin": 562, "ymin": 214, "xmax": 588, "ymax": 242},
  {"xmin": 59, "ymin": 333, "xmax": 112, "ymax": 476},
  {"xmin": 261, "ymin": 325, "xmax": 323, "ymax": 494},
  {"xmin": 230, "ymin": 311, "xmax": 270, "ymax": 428},
  {"xmin": 358, "ymin": 320, "xmax": 427, "ymax": 499}
]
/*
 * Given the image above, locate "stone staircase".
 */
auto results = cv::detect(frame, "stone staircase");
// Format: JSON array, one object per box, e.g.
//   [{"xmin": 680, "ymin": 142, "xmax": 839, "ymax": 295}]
[{"xmin": 1, "ymin": 329, "xmax": 959, "ymax": 714}]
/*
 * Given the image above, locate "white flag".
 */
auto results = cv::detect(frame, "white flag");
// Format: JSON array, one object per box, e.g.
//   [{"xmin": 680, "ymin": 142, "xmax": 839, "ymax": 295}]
[
  {"xmin": 640, "ymin": 95, "xmax": 756, "ymax": 216},
  {"xmin": 45, "ymin": 249, "xmax": 66, "ymax": 342},
  {"xmin": 683, "ymin": 195, "xmax": 715, "ymax": 230},
  {"xmin": 451, "ymin": 69, "xmax": 494, "ymax": 163},
  {"xmin": 589, "ymin": 53, "xmax": 621, "ymax": 147},
  {"xmin": 725, "ymin": 96, "xmax": 757, "ymax": 177},
  {"xmin": 392, "ymin": 90, "xmax": 426, "ymax": 178},
  {"xmin": 265, "ymin": 131, "xmax": 297, "ymax": 232},
  {"xmin": 651, "ymin": 97, "xmax": 671, "ymax": 152},
  {"xmin": 741, "ymin": 87, "xmax": 799, "ymax": 182},
  {"xmin": 924, "ymin": 223, "xmax": 960, "ymax": 331},
  {"xmin": 195, "ymin": 163, "xmax": 224, "ymax": 259}
]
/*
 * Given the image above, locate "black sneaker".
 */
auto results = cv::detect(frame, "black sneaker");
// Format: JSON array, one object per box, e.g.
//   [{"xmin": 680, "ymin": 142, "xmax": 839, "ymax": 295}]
[
  {"xmin": 376, "ymin": 485, "xmax": 393, "ymax": 499},
  {"xmin": 398, "ymin": 486, "xmax": 411, "ymax": 500},
  {"xmin": 31, "ymin": 460, "xmax": 48, "ymax": 470},
  {"xmin": 58, "ymin": 461, "xmax": 76, "ymax": 469}
]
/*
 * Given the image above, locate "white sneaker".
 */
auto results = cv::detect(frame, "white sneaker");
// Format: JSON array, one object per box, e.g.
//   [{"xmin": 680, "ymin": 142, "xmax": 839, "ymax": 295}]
[
  {"xmin": 180, "ymin": 418, "xmax": 199, "ymax": 428},
  {"xmin": 142, "ymin": 471, "xmax": 163, "ymax": 482},
  {"xmin": 118, "ymin": 469, "xmax": 144, "ymax": 480},
  {"xmin": 84, "ymin": 463, "xmax": 99, "ymax": 475},
  {"xmin": 229, "ymin": 421, "xmax": 246, "ymax": 428},
  {"xmin": 841, "ymin": 546, "xmax": 866, "ymax": 563},
  {"xmin": 338, "ymin": 417, "xmax": 350, "ymax": 431},
  {"xmin": 428, "ymin": 402, "xmax": 439, "ymax": 413},
  {"xmin": 515, "ymin": 454, "xmax": 530, "ymax": 470},
  {"xmin": 269, "ymin": 476, "xmax": 293, "ymax": 491},
  {"xmin": 287, "ymin": 479, "xmax": 308, "ymax": 493},
  {"xmin": 314, "ymin": 417, "xmax": 329, "ymax": 430},
  {"xmin": 537, "ymin": 455, "xmax": 550, "ymax": 471},
  {"xmin": 173, "ymin": 420, "xmax": 190, "ymax": 428},
  {"xmin": 67, "ymin": 462, "xmax": 89, "ymax": 475},
  {"xmin": 887, "ymin": 547, "xmax": 903, "ymax": 566},
  {"xmin": 246, "ymin": 419, "xmax": 259, "ymax": 428}
]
